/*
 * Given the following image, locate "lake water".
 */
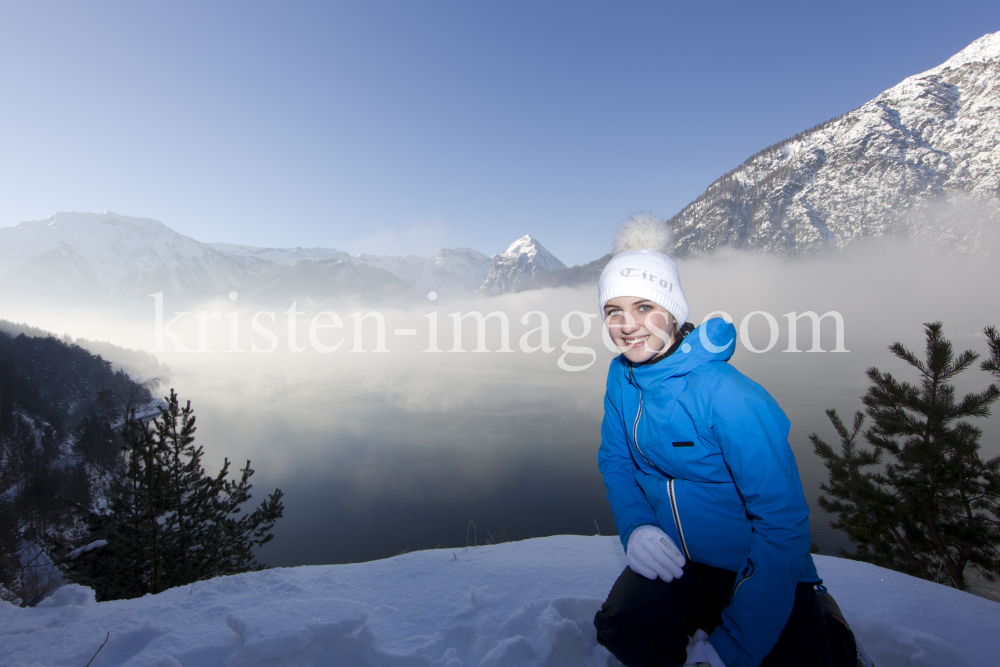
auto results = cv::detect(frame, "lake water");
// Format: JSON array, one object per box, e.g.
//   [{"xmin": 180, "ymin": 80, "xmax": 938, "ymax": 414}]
[
  {"xmin": 159, "ymin": 253, "xmax": 1000, "ymax": 569},
  {"xmin": 174, "ymin": 345, "xmax": 888, "ymax": 569},
  {"xmin": 181, "ymin": 356, "xmax": 862, "ymax": 569}
]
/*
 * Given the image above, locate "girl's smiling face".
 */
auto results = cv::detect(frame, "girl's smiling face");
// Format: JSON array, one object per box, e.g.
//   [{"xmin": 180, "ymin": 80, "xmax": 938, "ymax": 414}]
[{"xmin": 604, "ymin": 296, "xmax": 676, "ymax": 363}]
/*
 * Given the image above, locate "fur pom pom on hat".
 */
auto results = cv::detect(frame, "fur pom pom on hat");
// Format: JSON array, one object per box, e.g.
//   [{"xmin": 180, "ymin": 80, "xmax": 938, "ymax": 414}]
[
  {"xmin": 613, "ymin": 213, "xmax": 675, "ymax": 256},
  {"xmin": 598, "ymin": 214, "xmax": 689, "ymax": 325}
]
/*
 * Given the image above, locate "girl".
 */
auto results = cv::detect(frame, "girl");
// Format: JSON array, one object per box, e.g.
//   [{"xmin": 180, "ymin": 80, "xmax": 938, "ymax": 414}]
[{"xmin": 592, "ymin": 215, "xmax": 831, "ymax": 667}]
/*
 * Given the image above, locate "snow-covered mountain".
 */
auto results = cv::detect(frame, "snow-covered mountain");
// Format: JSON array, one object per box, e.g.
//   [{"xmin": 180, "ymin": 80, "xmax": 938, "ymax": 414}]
[
  {"xmin": 476, "ymin": 235, "xmax": 567, "ymax": 296},
  {"xmin": 670, "ymin": 31, "xmax": 1000, "ymax": 257},
  {"xmin": 207, "ymin": 243, "xmax": 495, "ymax": 297},
  {"xmin": 0, "ymin": 212, "xmax": 269, "ymax": 307},
  {"xmin": 208, "ymin": 239, "xmax": 546, "ymax": 299},
  {"xmin": 206, "ymin": 242, "xmax": 350, "ymax": 265},
  {"xmin": 0, "ymin": 212, "xmax": 558, "ymax": 308},
  {"xmin": 0, "ymin": 212, "xmax": 413, "ymax": 309},
  {"xmin": 517, "ymin": 253, "xmax": 612, "ymax": 292},
  {"xmin": 355, "ymin": 247, "xmax": 494, "ymax": 298}
]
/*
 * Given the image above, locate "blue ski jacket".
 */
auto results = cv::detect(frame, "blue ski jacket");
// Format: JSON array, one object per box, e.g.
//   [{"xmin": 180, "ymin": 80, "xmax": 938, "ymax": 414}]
[{"xmin": 598, "ymin": 317, "xmax": 820, "ymax": 667}]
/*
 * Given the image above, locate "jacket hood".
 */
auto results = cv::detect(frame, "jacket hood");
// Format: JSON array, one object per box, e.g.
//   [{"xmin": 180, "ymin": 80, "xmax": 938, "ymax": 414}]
[{"xmin": 623, "ymin": 317, "xmax": 736, "ymax": 385}]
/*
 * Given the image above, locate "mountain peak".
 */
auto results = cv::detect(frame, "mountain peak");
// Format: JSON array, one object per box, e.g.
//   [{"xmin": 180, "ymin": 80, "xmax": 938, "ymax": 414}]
[
  {"xmin": 501, "ymin": 235, "xmax": 546, "ymax": 258},
  {"xmin": 504, "ymin": 235, "xmax": 534, "ymax": 251},
  {"xmin": 476, "ymin": 236, "xmax": 566, "ymax": 296},
  {"xmin": 938, "ymin": 30, "xmax": 1000, "ymax": 71}
]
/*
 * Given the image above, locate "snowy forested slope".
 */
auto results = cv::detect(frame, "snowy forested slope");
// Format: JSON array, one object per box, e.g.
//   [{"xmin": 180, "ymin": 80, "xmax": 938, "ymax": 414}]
[{"xmin": 670, "ymin": 31, "xmax": 1000, "ymax": 257}]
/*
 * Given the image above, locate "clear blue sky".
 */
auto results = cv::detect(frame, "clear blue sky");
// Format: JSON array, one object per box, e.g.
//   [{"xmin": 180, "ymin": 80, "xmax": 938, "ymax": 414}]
[{"xmin": 1, "ymin": 1, "xmax": 997, "ymax": 264}]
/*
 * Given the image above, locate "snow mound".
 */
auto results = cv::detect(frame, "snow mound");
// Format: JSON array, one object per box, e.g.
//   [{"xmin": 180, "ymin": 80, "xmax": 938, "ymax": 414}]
[
  {"xmin": 1, "ymin": 536, "xmax": 997, "ymax": 666},
  {"xmin": 856, "ymin": 622, "xmax": 966, "ymax": 667},
  {"xmin": 225, "ymin": 599, "xmax": 369, "ymax": 665},
  {"xmin": 34, "ymin": 583, "xmax": 95, "ymax": 608}
]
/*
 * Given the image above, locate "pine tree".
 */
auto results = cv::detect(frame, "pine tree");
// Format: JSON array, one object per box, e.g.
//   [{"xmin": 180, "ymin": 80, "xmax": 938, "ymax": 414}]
[
  {"xmin": 983, "ymin": 326, "xmax": 1000, "ymax": 380},
  {"xmin": 69, "ymin": 389, "xmax": 284, "ymax": 600},
  {"xmin": 812, "ymin": 322, "xmax": 1000, "ymax": 590}
]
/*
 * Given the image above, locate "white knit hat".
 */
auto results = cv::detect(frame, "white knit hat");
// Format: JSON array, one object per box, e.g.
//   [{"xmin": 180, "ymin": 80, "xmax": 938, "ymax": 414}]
[{"xmin": 598, "ymin": 214, "xmax": 689, "ymax": 325}]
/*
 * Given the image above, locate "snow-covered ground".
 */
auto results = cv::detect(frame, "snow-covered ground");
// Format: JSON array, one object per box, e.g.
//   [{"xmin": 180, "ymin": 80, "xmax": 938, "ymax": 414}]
[{"xmin": 2, "ymin": 536, "xmax": 997, "ymax": 667}]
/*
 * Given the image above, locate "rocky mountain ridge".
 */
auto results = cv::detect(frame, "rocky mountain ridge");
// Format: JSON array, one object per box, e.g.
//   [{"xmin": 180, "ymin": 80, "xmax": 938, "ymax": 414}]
[
  {"xmin": 669, "ymin": 31, "xmax": 1000, "ymax": 257},
  {"xmin": 0, "ymin": 212, "xmax": 270, "ymax": 308},
  {"xmin": 0, "ymin": 212, "xmax": 563, "ymax": 308},
  {"xmin": 476, "ymin": 235, "xmax": 567, "ymax": 296}
]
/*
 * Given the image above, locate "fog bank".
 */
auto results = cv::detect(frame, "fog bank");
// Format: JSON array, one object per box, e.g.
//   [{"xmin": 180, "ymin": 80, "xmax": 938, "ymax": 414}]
[{"xmin": 3, "ymin": 239, "xmax": 998, "ymax": 563}]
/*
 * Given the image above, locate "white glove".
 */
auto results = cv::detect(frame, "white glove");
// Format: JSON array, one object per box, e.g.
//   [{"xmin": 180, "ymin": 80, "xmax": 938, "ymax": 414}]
[
  {"xmin": 684, "ymin": 629, "xmax": 725, "ymax": 667},
  {"xmin": 627, "ymin": 524, "xmax": 686, "ymax": 582}
]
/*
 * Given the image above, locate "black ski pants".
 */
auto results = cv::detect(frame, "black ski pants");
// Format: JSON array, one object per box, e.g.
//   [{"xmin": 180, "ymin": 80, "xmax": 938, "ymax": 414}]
[{"xmin": 594, "ymin": 561, "xmax": 832, "ymax": 667}]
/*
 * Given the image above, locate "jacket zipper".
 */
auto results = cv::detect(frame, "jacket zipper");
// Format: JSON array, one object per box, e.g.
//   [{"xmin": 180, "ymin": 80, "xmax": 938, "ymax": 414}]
[
  {"xmin": 628, "ymin": 365, "xmax": 658, "ymax": 471},
  {"xmin": 629, "ymin": 364, "xmax": 691, "ymax": 561},
  {"xmin": 667, "ymin": 479, "xmax": 691, "ymax": 561},
  {"xmin": 733, "ymin": 558, "xmax": 755, "ymax": 598}
]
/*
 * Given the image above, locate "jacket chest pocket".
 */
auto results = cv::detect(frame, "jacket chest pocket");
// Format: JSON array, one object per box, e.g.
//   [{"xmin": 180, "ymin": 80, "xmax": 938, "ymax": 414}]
[{"xmin": 645, "ymin": 428, "xmax": 702, "ymax": 456}]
